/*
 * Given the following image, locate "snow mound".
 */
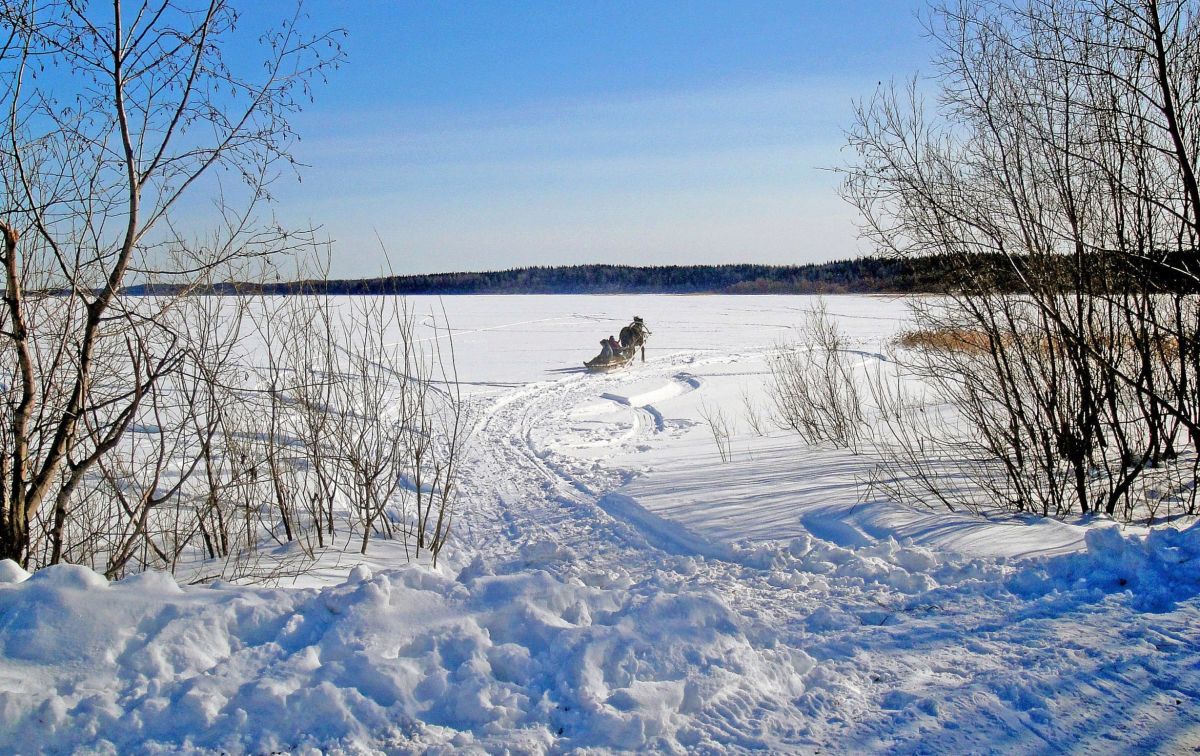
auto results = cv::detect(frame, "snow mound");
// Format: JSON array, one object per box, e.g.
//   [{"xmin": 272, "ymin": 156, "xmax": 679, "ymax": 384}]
[
  {"xmin": 597, "ymin": 492, "xmax": 732, "ymax": 560},
  {"xmin": 600, "ymin": 374, "xmax": 694, "ymax": 408},
  {"xmin": 1011, "ymin": 522, "xmax": 1200, "ymax": 611},
  {"xmin": 730, "ymin": 533, "xmax": 944, "ymax": 596},
  {"xmin": 0, "ymin": 560, "xmax": 817, "ymax": 753},
  {"xmin": 0, "ymin": 559, "xmax": 29, "ymax": 583}
]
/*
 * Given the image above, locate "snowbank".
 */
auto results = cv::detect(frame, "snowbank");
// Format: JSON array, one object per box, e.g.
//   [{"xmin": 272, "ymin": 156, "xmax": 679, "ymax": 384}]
[
  {"xmin": 0, "ymin": 557, "xmax": 813, "ymax": 753},
  {"xmin": 1011, "ymin": 521, "xmax": 1200, "ymax": 611},
  {"xmin": 2, "ymin": 518, "xmax": 1199, "ymax": 752}
]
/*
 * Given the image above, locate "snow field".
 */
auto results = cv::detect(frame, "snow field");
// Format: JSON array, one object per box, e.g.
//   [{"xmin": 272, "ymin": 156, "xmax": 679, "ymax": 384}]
[{"xmin": 1, "ymin": 295, "xmax": 1199, "ymax": 753}]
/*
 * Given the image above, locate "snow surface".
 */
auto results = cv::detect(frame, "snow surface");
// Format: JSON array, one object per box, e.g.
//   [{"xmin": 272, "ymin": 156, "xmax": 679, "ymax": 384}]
[{"xmin": 2, "ymin": 294, "xmax": 1199, "ymax": 753}]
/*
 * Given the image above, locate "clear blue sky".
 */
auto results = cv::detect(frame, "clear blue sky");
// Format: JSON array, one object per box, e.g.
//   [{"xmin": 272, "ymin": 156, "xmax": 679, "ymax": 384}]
[{"xmin": 252, "ymin": 1, "xmax": 932, "ymax": 277}]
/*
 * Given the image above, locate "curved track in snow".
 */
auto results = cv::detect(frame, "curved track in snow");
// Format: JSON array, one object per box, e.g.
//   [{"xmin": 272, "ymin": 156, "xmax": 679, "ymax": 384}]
[
  {"xmin": 454, "ymin": 353, "xmax": 856, "ymax": 749},
  {"xmin": 453, "ymin": 351, "xmax": 1200, "ymax": 752},
  {"xmin": 458, "ymin": 355, "xmax": 727, "ymax": 564}
]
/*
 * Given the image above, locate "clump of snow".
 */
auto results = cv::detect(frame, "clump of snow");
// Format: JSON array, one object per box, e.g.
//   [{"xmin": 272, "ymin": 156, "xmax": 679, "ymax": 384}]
[
  {"xmin": 0, "ymin": 559, "xmax": 29, "ymax": 584},
  {"xmin": 0, "ymin": 558, "xmax": 817, "ymax": 753},
  {"xmin": 1012, "ymin": 522, "xmax": 1200, "ymax": 611}
]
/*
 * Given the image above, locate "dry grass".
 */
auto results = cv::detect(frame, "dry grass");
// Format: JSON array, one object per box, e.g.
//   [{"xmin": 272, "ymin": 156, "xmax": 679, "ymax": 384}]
[
  {"xmin": 897, "ymin": 326, "xmax": 1184, "ymax": 358},
  {"xmin": 896, "ymin": 328, "xmax": 1001, "ymax": 353}
]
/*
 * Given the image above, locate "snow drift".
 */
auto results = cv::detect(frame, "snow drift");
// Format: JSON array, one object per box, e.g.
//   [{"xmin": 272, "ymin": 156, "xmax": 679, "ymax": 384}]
[{"xmin": 1, "ymin": 520, "xmax": 1197, "ymax": 753}]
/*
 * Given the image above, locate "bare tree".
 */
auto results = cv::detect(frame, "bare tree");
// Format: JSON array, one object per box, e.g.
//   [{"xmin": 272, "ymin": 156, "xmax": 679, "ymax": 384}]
[
  {"xmin": 0, "ymin": 1, "xmax": 344, "ymax": 567},
  {"xmin": 768, "ymin": 299, "xmax": 868, "ymax": 453},
  {"xmin": 843, "ymin": 0, "xmax": 1200, "ymax": 520}
]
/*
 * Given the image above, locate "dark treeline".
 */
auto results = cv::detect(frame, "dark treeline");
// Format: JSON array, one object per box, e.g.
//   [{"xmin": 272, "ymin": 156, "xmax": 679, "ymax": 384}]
[
  {"xmin": 125, "ymin": 253, "xmax": 1199, "ymax": 296},
  {"xmin": 308, "ymin": 258, "xmax": 943, "ymax": 295},
  {"xmin": 128, "ymin": 257, "xmax": 941, "ymax": 295}
]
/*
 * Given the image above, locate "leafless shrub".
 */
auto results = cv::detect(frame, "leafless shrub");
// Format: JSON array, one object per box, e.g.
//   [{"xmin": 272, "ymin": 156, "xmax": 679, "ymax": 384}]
[
  {"xmin": 407, "ymin": 306, "xmax": 468, "ymax": 567},
  {"xmin": 841, "ymin": 0, "xmax": 1200, "ymax": 522},
  {"xmin": 768, "ymin": 299, "xmax": 867, "ymax": 452},
  {"xmin": 698, "ymin": 398, "xmax": 734, "ymax": 463},
  {"xmin": 860, "ymin": 296, "xmax": 1200, "ymax": 522},
  {"xmin": 739, "ymin": 384, "xmax": 767, "ymax": 436},
  {"xmin": 862, "ymin": 342, "xmax": 1006, "ymax": 516}
]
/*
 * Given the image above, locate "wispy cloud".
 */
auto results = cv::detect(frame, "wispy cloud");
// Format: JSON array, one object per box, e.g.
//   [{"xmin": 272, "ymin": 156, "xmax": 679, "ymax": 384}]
[{"xmin": 277, "ymin": 77, "xmax": 870, "ymax": 275}]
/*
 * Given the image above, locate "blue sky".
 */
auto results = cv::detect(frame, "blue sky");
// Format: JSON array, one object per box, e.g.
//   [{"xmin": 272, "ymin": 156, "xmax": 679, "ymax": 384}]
[{"xmin": 254, "ymin": 1, "xmax": 932, "ymax": 277}]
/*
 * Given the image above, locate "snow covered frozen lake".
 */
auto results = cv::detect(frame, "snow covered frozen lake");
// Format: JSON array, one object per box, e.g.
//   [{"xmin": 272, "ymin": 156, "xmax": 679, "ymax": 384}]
[{"xmin": 1, "ymin": 294, "xmax": 1198, "ymax": 753}]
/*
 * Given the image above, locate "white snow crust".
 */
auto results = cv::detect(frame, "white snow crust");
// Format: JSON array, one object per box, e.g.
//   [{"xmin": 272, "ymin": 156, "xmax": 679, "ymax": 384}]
[{"xmin": 1, "ymin": 294, "xmax": 1198, "ymax": 753}]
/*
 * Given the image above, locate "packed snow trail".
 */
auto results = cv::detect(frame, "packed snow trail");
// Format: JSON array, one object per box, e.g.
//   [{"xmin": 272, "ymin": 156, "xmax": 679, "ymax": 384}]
[
  {"xmin": 447, "ymin": 347, "xmax": 1200, "ymax": 752},
  {"xmin": 1, "ymin": 295, "xmax": 1199, "ymax": 753}
]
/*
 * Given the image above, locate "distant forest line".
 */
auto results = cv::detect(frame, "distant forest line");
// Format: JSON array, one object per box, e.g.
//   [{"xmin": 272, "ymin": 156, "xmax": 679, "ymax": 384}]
[
  {"xmin": 127, "ymin": 253, "xmax": 1200, "ymax": 296},
  {"xmin": 294, "ymin": 258, "xmax": 941, "ymax": 295}
]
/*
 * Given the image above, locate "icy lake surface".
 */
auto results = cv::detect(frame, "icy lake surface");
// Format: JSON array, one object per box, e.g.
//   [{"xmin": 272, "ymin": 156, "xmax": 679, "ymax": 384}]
[{"xmin": 1, "ymin": 294, "xmax": 1198, "ymax": 753}]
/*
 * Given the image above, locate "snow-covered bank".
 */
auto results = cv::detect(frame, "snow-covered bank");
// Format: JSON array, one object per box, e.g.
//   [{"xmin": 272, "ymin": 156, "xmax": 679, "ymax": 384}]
[
  {"xmin": 2, "ymin": 520, "xmax": 1197, "ymax": 753},
  {"xmin": 2, "ymin": 295, "xmax": 1198, "ymax": 753}
]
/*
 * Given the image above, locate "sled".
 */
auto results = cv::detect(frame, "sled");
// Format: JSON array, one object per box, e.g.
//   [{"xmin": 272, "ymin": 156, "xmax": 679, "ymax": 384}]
[
  {"xmin": 583, "ymin": 317, "xmax": 650, "ymax": 373},
  {"xmin": 584, "ymin": 346, "xmax": 637, "ymax": 372}
]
